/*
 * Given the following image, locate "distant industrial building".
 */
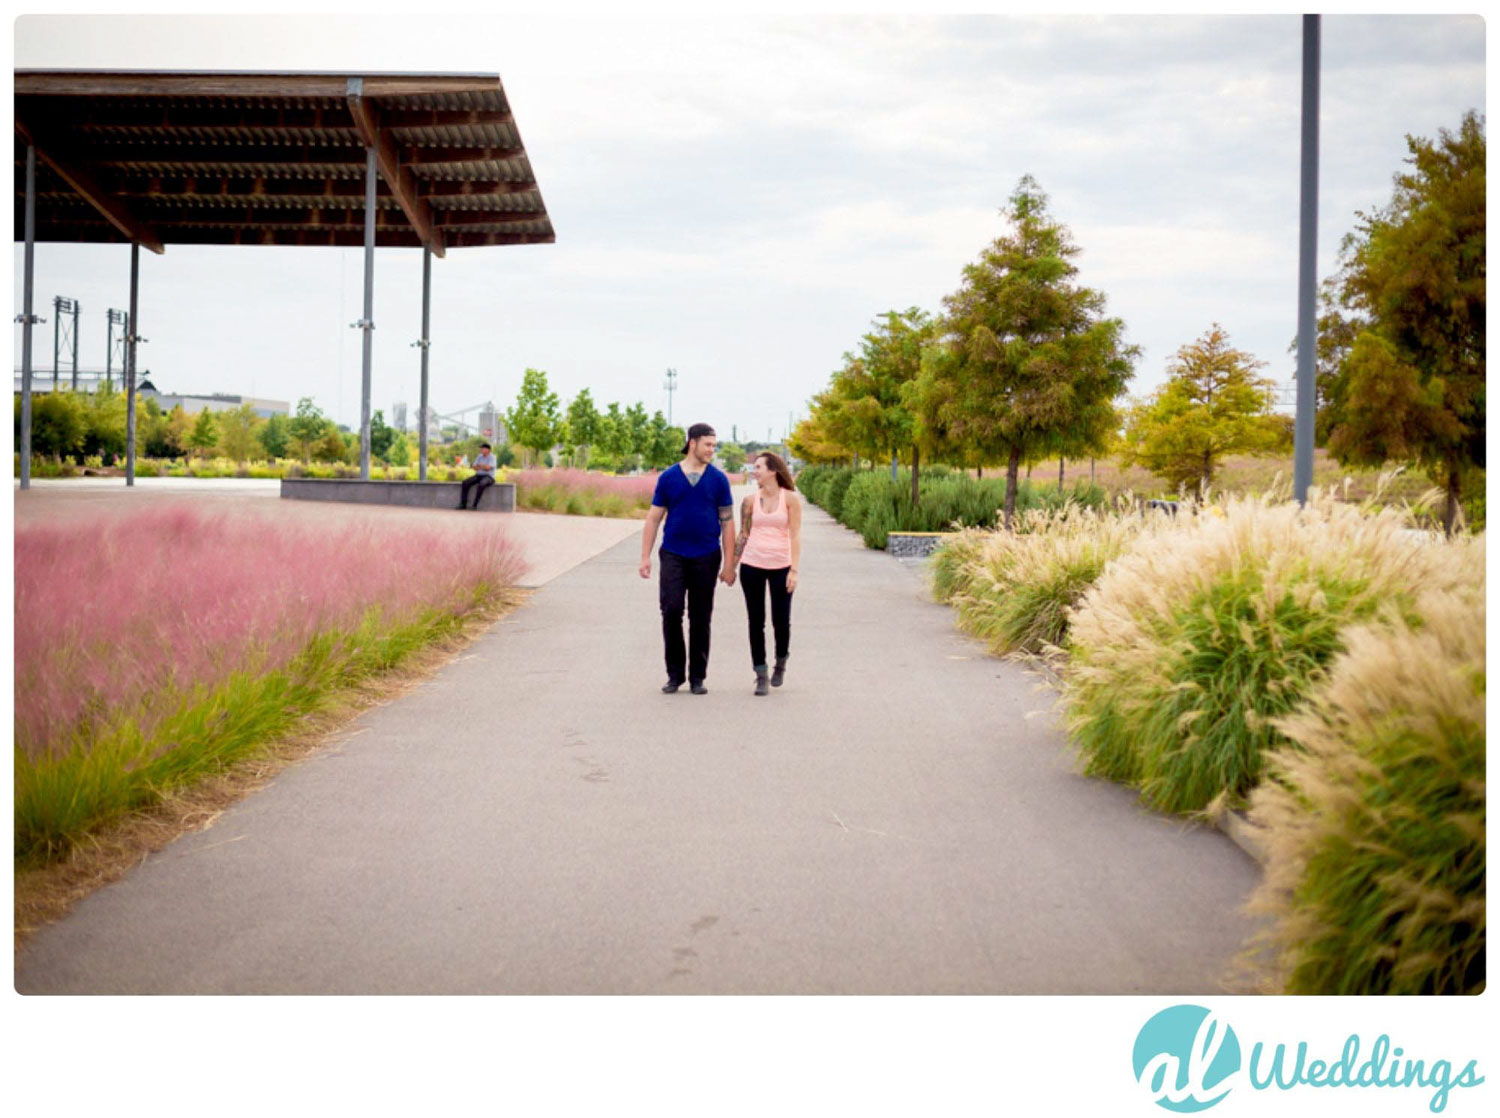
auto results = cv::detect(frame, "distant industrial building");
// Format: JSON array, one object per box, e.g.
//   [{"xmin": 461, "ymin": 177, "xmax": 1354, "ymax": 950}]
[{"xmin": 12, "ymin": 368, "xmax": 289, "ymax": 418}]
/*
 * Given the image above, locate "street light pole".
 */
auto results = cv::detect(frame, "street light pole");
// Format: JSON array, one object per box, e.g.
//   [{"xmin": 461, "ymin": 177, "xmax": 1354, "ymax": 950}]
[{"xmin": 1294, "ymin": 14, "xmax": 1321, "ymax": 505}]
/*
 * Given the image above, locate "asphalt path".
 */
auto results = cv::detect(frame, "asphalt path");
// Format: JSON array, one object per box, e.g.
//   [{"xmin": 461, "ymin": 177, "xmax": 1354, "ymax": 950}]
[{"xmin": 15, "ymin": 489, "xmax": 1260, "ymax": 994}]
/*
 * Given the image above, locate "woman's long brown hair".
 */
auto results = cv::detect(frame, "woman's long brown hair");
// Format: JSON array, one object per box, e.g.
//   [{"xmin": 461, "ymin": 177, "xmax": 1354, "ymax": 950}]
[{"xmin": 756, "ymin": 451, "xmax": 796, "ymax": 491}]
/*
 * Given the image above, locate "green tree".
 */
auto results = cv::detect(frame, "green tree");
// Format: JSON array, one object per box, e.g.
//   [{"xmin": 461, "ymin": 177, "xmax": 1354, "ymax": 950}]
[
  {"xmin": 80, "ymin": 387, "xmax": 128, "ymax": 463},
  {"xmin": 622, "ymin": 401, "xmax": 651, "ymax": 470},
  {"xmin": 716, "ymin": 440, "xmax": 746, "ymax": 473},
  {"xmin": 258, "ymin": 411, "xmax": 290, "ymax": 459},
  {"xmin": 789, "ymin": 389, "xmax": 858, "ymax": 465},
  {"xmin": 19, "ymin": 391, "xmax": 86, "ymax": 460},
  {"xmin": 384, "ymin": 431, "xmax": 412, "ymax": 468},
  {"xmin": 909, "ymin": 175, "xmax": 1137, "ymax": 526},
  {"xmin": 838, "ymin": 307, "xmax": 934, "ymax": 503},
  {"xmin": 598, "ymin": 401, "xmax": 627, "ymax": 468},
  {"xmin": 1315, "ymin": 110, "xmax": 1485, "ymax": 533},
  {"xmin": 163, "ymin": 403, "xmax": 194, "ymax": 460},
  {"xmin": 137, "ymin": 395, "xmax": 170, "ymax": 458},
  {"xmin": 1120, "ymin": 325, "xmax": 1290, "ymax": 497},
  {"xmin": 505, "ymin": 368, "xmax": 564, "ymax": 467},
  {"xmin": 288, "ymin": 397, "xmax": 329, "ymax": 463},
  {"xmin": 314, "ymin": 428, "xmax": 352, "ymax": 464},
  {"xmin": 368, "ymin": 409, "xmax": 396, "ymax": 462},
  {"xmin": 566, "ymin": 388, "xmax": 602, "ymax": 468},
  {"xmin": 217, "ymin": 402, "xmax": 262, "ymax": 464},
  {"xmin": 188, "ymin": 408, "xmax": 219, "ymax": 458}
]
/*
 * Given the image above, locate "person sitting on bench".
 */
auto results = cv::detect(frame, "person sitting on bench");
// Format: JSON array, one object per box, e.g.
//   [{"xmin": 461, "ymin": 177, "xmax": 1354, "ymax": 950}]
[{"xmin": 457, "ymin": 443, "xmax": 498, "ymax": 509}]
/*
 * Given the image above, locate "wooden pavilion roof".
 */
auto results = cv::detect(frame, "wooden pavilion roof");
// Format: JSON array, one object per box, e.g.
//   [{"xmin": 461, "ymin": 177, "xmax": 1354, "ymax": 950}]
[{"xmin": 13, "ymin": 69, "xmax": 554, "ymax": 257}]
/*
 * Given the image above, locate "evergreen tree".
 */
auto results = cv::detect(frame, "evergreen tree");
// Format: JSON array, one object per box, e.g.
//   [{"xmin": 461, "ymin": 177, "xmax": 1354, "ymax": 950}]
[
  {"xmin": 1315, "ymin": 110, "xmax": 1485, "ymax": 533},
  {"xmin": 910, "ymin": 176, "xmax": 1137, "ymax": 526},
  {"xmin": 1121, "ymin": 325, "xmax": 1289, "ymax": 497},
  {"xmin": 258, "ymin": 412, "xmax": 290, "ymax": 459}
]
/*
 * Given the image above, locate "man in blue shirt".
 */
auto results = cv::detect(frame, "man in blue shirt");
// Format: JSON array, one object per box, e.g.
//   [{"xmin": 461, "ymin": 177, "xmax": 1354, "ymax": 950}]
[
  {"xmin": 456, "ymin": 442, "xmax": 498, "ymax": 509},
  {"xmin": 639, "ymin": 422, "xmax": 736, "ymax": 694}
]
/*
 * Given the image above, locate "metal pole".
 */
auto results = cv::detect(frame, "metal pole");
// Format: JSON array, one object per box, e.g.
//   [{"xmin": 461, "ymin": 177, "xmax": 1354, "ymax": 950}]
[
  {"xmin": 359, "ymin": 146, "xmax": 377, "ymax": 479},
  {"xmin": 106, "ymin": 313, "xmax": 114, "ymax": 392},
  {"xmin": 1293, "ymin": 14, "xmax": 1321, "ymax": 505},
  {"xmin": 70, "ymin": 299, "xmax": 80, "ymax": 390},
  {"xmin": 419, "ymin": 244, "xmax": 431, "ymax": 481},
  {"xmin": 126, "ymin": 244, "xmax": 139, "ymax": 486},
  {"xmin": 18, "ymin": 146, "xmax": 38, "ymax": 490},
  {"xmin": 53, "ymin": 296, "xmax": 61, "ymax": 391}
]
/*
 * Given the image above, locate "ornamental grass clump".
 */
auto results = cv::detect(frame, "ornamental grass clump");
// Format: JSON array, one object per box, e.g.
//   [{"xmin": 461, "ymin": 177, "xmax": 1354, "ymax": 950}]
[
  {"xmin": 933, "ymin": 504, "xmax": 1160, "ymax": 655},
  {"xmin": 1062, "ymin": 489, "xmax": 1480, "ymax": 815},
  {"xmin": 1244, "ymin": 582, "xmax": 1485, "ymax": 994},
  {"xmin": 14, "ymin": 503, "xmax": 527, "ymax": 863}
]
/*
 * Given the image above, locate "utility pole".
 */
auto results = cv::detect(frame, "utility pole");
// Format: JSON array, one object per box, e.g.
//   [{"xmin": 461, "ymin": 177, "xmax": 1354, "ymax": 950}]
[
  {"xmin": 663, "ymin": 367, "xmax": 677, "ymax": 426},
  {"xmin": 106, "ymin": 308, "xmax": 128, "ymax": 392}
]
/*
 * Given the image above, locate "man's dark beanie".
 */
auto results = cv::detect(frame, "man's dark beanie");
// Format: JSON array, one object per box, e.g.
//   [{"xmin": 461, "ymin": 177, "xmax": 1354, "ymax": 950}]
[{"xmin": 682, "ymin": 422, "xmax": 715, "ymax": 455}]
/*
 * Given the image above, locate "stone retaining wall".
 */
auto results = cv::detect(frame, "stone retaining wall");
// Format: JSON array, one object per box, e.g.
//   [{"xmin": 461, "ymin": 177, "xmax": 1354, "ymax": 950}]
[
  {"xmin": 886, "ymin": 532, "xmax": 955, "ymax": 558},
  {"xmin": 280, "ymin": 477, "xmax": 515, "ymax": 512}
]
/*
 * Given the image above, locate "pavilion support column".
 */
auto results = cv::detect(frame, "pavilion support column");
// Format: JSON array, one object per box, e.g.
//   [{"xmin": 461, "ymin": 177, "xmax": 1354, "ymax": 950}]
[
  {"xmin": 126, "ymin": 243, "xmax": 140, "ymax": 486},
  {"xmin": 17, "ymin": 145, "xmax": 39, "ymax": 491},
  {"xmin": 359, "ymin": 146, "xmax": 377, "ymax": 480},
  {"xmin": 418, "ymin": 245, "xmax": 432, "ymax": 481}
]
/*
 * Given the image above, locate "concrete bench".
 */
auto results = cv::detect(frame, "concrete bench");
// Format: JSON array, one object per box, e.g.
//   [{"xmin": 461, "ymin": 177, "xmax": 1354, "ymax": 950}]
[{"xmin": 280, "ymin": 477, "xmax": 515, "ymax": 512}]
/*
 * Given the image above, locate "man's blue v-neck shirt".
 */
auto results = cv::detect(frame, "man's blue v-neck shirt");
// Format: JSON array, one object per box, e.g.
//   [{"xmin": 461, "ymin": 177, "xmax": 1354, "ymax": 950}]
[{"xmin": 652, "ymin": 462, "xmax": 733, "ymax": 559}]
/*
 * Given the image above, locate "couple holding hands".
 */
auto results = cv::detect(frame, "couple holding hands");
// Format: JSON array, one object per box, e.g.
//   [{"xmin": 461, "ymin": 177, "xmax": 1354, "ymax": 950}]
[{"xmin": 638, "ymin": 422, "xmax": 802, "ymax": 697}]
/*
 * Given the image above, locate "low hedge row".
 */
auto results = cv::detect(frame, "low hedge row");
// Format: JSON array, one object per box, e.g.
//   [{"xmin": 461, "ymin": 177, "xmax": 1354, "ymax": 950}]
[{"xmin": 798, "ymin": 464, "xmax": 1106, "ymax": 548}]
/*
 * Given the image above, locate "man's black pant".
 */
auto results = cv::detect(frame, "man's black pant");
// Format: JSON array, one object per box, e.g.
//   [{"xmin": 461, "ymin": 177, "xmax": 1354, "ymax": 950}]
[
  {"xmin": 739, "ymin": 563, "xmax": 792, "ymax": 668},
  {"xmin": 659, "ymin": 549, "xmax": 720, "ymax": 685},
  {"xmin": 459, "ymin": 473, "xmax": 494, "ymax": 508}
]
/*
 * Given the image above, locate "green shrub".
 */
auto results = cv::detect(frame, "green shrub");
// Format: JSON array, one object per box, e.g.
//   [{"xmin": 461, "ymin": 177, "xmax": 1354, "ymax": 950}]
[
  {"xmin": 1063, "ymin": 491, "xmax": 1482, "ymax": 814},
  {"xmin": 820, "ymin": 468, "xmax": 860, "ymax": 520},
  {"xmin": 1245, "ymin": 582, "xmax": 1485, "ymax": 993}
]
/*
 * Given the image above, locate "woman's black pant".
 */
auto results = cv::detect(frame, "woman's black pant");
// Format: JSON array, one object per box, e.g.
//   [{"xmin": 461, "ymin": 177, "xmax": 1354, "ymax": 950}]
[{"xmin": 739, "ymin": 563, "xmax": 792, "ymax": 668}]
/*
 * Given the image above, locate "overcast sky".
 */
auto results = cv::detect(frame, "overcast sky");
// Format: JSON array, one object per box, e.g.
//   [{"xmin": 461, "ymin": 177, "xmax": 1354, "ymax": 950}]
[{"xmin": 10, "ymin": 11, "xmax": 1486, "ymax": 445}]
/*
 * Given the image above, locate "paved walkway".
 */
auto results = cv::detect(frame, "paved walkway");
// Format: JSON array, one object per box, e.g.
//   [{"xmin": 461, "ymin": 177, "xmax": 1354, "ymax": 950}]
[{"xmin": 15, "ymin": 488, "xmax": 1260, "ymax": 993}]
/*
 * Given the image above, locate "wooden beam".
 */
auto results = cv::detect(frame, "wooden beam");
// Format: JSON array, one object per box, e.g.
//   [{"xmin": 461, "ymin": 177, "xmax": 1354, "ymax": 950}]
[
  {"xmin": 381, "ymin": 109, "xmax": 515, "ymax": 129},
  {"xmin": 88, "ymin": 140, "xmax": 369, "ymax": 166},
  {"xmin": 345, "ymin": 82, "xmax": 446, "ymax": 257},
  {"xmin": 431, "ymin": 210, "xmax": 549, "ymax": 227},
  {"xmin": 416, "ymin": 179, "xmax": 538, "ymax": 198},
  {"xmin": 14, "ymin": 116, "xmax": 165, "ymax": 253},
  {"xmin": 15, "ymin": 71, "xmax": 501, "ymax": 99},
  {"xmin": 400, "ymin": 144, "xmax": 526, "ymax": 165}
]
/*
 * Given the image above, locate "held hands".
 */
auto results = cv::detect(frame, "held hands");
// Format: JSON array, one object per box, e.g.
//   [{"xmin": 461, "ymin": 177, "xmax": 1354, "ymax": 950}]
[{"xmin": 719, "ymin": 567, "xmax": 736, "ymax": 587}]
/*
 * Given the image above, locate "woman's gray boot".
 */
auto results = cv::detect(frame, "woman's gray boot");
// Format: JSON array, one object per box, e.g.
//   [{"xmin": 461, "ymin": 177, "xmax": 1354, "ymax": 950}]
[
  {"xmin": 771, "ymin": 657, "xmax": 787, "ymax": 687},
  {"xmin": 754, "ymin": 666, "xmax": 770, "ymax": 697}
]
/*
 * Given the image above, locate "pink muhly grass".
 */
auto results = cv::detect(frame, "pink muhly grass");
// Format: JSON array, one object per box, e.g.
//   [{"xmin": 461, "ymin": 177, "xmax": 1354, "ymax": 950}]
[
  {"xmin": 14, "ymin": 502, "xmax": 527, "ymax": 758},
  {"xmin": 510, "ymin": 468, "xmax": 658, "ymax": 505}
]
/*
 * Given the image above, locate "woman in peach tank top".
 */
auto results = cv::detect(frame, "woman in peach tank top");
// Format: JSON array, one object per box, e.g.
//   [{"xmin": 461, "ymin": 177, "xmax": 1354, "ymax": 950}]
[{"xmin": 733, "ymin": 451, "xmax": 802, "ymax": 696}]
